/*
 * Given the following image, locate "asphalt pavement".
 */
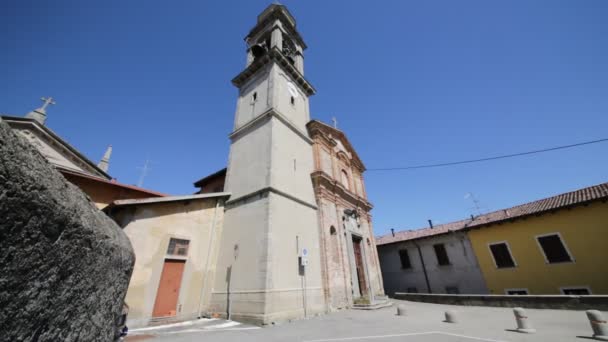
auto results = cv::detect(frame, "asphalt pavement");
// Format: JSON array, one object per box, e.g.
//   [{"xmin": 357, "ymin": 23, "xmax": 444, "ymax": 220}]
[{"xmin": 127, "ymin": 299, "xmax": 601, "ymax": 342}]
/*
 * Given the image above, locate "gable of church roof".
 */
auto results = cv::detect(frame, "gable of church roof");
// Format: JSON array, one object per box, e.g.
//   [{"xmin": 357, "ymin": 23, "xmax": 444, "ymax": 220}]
[
  {"xmin": 2, "ymin": 116, "xmax": 111, "ymax": 180},
  {"xmin": 306, "ymin": 120, "xmax": 366, "ymax": 171}
]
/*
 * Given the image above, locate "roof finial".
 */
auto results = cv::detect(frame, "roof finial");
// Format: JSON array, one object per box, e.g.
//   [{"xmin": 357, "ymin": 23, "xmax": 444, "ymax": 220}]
[
  {"xmin": 25, "ymin": 96, "xmax": 56, "ymax": 125},
  {"xmin": 331, "ymin": 116, "xmax": 338, "ymax": 129},
  {"xmin": 39, "ymin": 97, "xmax": 56, "ymax": 112},
  {"xmin": 97, "ymin": 145, "xmax": 112, "ymax": 172}
]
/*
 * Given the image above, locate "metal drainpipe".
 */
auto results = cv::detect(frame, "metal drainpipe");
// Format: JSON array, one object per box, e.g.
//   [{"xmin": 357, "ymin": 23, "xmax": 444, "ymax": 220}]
[
  {"xmin": 414, "ymin": 242, "xmax": 432, "ymax": 293},
  {"xmin": 197, "ymin": 197, "xmax": 222, "ymax": 318}
]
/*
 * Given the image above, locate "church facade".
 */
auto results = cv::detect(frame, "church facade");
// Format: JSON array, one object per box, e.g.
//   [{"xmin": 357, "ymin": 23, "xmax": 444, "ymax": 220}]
[{"xmin": 308, "ymin": 120, "xmax": 384, "ymax": 309}]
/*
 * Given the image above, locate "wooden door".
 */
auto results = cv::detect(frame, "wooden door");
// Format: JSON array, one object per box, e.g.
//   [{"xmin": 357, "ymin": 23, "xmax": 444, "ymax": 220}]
[
  {"xmin": 152, "ymin": 259, "xmax": 186, "ymax": 317},
  {"xmin": 352, "ymin": 238, "xmax": 368, "ymax": 297}
]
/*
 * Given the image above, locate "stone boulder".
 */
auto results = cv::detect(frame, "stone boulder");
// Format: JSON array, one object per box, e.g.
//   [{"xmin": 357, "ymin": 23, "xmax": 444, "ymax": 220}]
[{"xmin": 0, "ymin": 120, "xmax": 135, "ymax": 341}]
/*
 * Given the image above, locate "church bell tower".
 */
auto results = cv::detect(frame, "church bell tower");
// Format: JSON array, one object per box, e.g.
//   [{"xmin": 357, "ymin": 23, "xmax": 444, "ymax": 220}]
[{"xmin": 210, "ymin": 5, "xmax": 325, "ymax": 324}]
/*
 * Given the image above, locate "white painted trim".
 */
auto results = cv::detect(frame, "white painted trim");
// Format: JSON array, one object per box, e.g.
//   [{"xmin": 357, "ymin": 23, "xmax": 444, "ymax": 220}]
[
  {"xmin": 487, "ymin": 241, "xmax": 517, "ymax": 268},
  {"xmin": 504, "ymin": 288, "xmax": 529, "ymax": 295},
  {"xmin": 534, "ymin": 232, "xmax": 575, "ymax": 264},
  {"xmin": 560, "ymin": 286, "xmax": 592, "ymax": 295}
]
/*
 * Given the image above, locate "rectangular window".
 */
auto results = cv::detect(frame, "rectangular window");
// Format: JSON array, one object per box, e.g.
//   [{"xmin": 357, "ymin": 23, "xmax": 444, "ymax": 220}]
[
  {"xmin": 445, "ymin": 286, "xmax": 460, "ymax": 294},
  {"xmin": 536, "ymin": 233, "xmax": 573, "ymax": 263},
  {"xmin": 489, "ymin": 242, "xmax": 516, "ymax": 268},
  {"xmin": 506, "ymin": 289, "xmax": 529, "ymax": 295},
  {"xmin": 561, "ymin": 287, "xmax": 590, "ymax": 295},
  {"xmin": 398, "ymin": 249, "xmax": 412, "ymax": 269},
  {"xmin": 433, "ymin": 243, "xmax": 450, "ymax": 266},
  {"xmin": 406, "ymin": 287, "xmax": 418, "ymax": 293},
  {"xmin": 167, "ymin": 238, "xmax": 190, "ymax": 256}
]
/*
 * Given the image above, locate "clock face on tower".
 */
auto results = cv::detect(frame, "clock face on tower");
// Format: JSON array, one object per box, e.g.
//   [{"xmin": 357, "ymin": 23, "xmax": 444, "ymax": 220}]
[{"xmin": 287, "ymin": 82, "xmax": 299, "ymax": 99}]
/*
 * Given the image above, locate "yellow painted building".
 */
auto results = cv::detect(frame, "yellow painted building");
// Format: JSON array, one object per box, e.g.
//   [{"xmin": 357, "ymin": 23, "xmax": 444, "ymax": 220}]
[{"xmin": 466, "ymin": 183, "xmax": 608, "ymax": 295}]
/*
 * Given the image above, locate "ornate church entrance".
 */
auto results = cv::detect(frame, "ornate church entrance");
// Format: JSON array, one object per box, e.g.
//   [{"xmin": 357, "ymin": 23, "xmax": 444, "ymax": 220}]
[{"xmin": 352, "ymin": 236, "xmax": 368, "ymax": 298}]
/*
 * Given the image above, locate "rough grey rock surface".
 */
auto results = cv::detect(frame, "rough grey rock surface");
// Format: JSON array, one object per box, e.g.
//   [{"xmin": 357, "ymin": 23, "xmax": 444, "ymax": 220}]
[{"xmin": 0, "ymin": 120, "xmax": 135, "ymax": 342}]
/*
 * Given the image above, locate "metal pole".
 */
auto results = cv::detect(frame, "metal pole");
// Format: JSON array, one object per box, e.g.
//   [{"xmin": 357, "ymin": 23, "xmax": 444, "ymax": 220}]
[
  {"xmin": 197, "ymin": 198, "xmax": 221, "ymax": 317},
  {"xmin": 415, "ymin": 242, "xmax": 431, "ymax": 293}
]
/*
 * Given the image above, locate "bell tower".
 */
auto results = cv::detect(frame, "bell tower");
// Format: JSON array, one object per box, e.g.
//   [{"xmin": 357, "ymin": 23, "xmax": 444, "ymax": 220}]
[{"xmin": 210, "ymin": 5, "xmax": 325, "ymax": 324}]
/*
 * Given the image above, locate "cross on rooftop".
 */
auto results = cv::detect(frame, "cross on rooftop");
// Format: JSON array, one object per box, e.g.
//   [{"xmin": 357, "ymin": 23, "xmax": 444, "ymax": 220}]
[
  {"xmin": 332, "ymin": 117, "xmax": 338, "ymax": 129},
  {"xmin": 39, "ymin": 97, "xmax": 56, "ymax": 111}
]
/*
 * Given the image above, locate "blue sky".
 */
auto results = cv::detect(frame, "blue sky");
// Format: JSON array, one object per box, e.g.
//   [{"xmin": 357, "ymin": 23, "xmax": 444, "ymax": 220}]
[{"xmin": 2, "ymin": 1, "xmax": 607, "ymax": 235}]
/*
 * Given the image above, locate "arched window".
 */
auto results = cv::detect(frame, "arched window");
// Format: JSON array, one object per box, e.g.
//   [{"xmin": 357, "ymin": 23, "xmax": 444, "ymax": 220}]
[
  {"xmin": 330, "ymin": 226, "xmax": 337, "ymax": 235},
  {"xmin": 341, "ymin": 169, "xmax": 350, "ymax": 190}
]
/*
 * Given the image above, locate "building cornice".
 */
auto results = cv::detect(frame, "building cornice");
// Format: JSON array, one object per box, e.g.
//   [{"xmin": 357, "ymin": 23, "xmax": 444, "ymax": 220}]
[
  {"xmin": 232, "ymin": 47, "xmax": 315, "ymax": 96},
  {"xmin": 247, "ymin": 5, "xmax": 307, "ymax": 50},
  {"xmin": 311, "ymin": 170, "xmax": 373, "ymax": 211},
  {"xmin": 226, "ymin": 186, "xmax": 318, "ymax": 210},
  {"xmin": 229, "ymin": 108, "xmax": 313, "ymax": 145}
]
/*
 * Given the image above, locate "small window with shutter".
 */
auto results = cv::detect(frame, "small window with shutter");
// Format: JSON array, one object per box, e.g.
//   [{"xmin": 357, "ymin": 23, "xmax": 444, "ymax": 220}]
[
  {"xmin": 536, "ymin": 233, "xmax": 573, "ymax": 264},
  {"xmin": 167, "ymin": 238, "xmax": 190, "ymax": 257},
  {"xmin": 398, "ymin": 249, "xmax": 412, "ymax": 269},
  {"xmin": 489, "ymin": 242, "xmax": 516, "ymax": 268},
  {"xmin": 433, "ymin": 243, "xmax": 450, "ymax": 266}
]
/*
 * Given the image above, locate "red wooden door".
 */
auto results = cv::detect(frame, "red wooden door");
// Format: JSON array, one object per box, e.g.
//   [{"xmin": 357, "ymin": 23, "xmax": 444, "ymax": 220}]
[
  {"xmin": 152, "ymin": 260, "xmax": 186, "ymax": 317},
  {"xmin": 352, "ymin": 238, "xmax": 368, "ymax": 297}
]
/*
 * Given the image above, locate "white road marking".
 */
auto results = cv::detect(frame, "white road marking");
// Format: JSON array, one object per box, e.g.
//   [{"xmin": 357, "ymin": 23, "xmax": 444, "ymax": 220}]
[
  {"xmin": 302, "ymin": 332, "xmax": 439, "ymax": 341},
  {"xmin": 436, "ymin": 332, "xmax": 508, "ymax": 342},
  {"xmin": 205, "ymin": 321, "xmax": 242, "ymax": 329},
  {"xmin": 303, "ymin": 331, "xmax": 508, "ymax": 342},
  {"xmin": 163, "ymin": 326, "xmax": 261, "ymax": 335},
  {"xmin": 129, "ymin": 318, "xmax": 218, "ymax": 332}
]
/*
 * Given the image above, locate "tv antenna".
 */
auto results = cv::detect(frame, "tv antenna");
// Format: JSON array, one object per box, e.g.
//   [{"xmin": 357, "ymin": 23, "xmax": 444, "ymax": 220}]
[
  {"xmin": 464, "ymin": 192, "xmax": 484, "ymax": 216},
  {"xmin": 137, "ymin": 158, "xmax": 153, "ymax": 187}
]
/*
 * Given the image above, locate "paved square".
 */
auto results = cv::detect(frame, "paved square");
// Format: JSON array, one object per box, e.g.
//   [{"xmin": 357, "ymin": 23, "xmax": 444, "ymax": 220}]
[{"xmin": 128, "ymin": 300, "xmax": 599, "ymax": 341}]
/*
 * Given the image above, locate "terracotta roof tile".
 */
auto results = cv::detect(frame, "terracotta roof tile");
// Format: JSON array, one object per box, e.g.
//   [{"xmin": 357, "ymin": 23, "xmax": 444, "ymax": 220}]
[{"xmin": 376, "ymin": 181, "xmax": 608, "ymax": 246}]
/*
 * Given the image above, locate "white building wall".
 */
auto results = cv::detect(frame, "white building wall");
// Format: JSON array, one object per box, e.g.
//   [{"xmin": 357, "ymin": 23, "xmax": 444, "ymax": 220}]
[
  {"xmin": 234, "ymin": 69, "xmax": 271, "ymax": 130},
  {"xmin": 224, "ymin": 122, "xmax": 272, "ymax": 200},
  {"xmin": 272, "ymin": 67, "xmax": 310, "ymax": 129},
  {"xmin": 378, "ymin": 232, "xmax": 488, "ymax": 296},
  {"xmin": 209, "ymin": 195, "xmax": 271, "ymax": 318},
  {"xmin": 211, "ymin": 56, "xmax": 323, "ymax": 324},
  {"xmin": 269, "ymin": 117, "xmax": 316, "ymax": 203},
  {"xmin": 116, "ymin": 199, "xmax": 225, "ymax": 328}
]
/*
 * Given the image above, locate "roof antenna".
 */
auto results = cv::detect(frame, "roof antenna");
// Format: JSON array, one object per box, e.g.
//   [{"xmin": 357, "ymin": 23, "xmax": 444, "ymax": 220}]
[
  {"xmin": 464, "ymin": 192, "xmax": 484, "ymax": 216},
  {"xmin": 137, "ymin": 158, "xmax": 153, "ymax": 187}
]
